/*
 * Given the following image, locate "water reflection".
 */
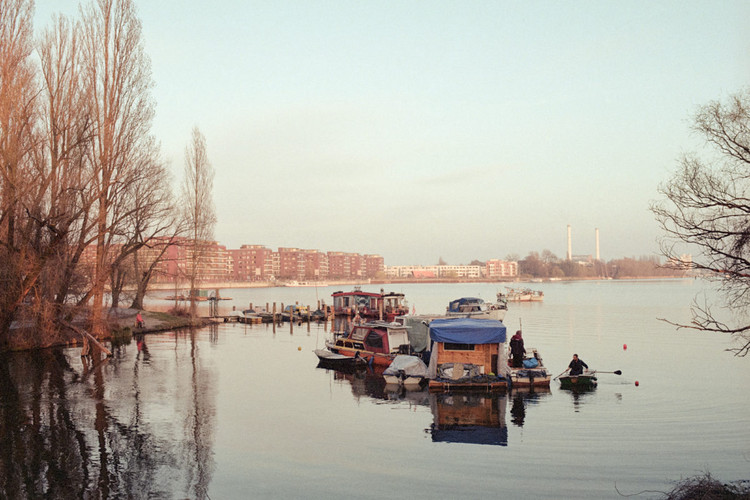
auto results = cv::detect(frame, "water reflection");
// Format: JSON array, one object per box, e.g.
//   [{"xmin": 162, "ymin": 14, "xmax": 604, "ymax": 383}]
[
  {"xmin": 428, "ymin": 393, "xmax": 508, "ymax": 446},
  {"xmin": 0, "ymin": 331, "xmax": 216, "ymax": 499},
  {"xmin": 560, "ymin": 385, "xmax": 597, "ymax": 412},
  {"xmin": 510, "ymin": 387, "xmax": 552, "ymax": 427}
]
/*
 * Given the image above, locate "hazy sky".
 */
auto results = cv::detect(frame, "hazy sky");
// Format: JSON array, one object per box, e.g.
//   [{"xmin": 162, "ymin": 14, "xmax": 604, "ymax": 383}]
[{"xmin": 34, "ymin": 1, "xmax": 750, "ymax": 265}]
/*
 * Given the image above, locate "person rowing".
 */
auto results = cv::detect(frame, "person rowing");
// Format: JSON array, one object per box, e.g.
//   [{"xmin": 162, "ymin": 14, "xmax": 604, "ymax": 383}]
[{"xmin": 566, "ymin": 353, "xmax": 588, "ymax": 376}]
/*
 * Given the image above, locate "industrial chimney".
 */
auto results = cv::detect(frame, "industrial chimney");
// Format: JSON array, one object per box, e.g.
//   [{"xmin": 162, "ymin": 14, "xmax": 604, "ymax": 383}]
[{"xmin": 595, "ymin": 228, "xmax": 600, "ymax": 261}]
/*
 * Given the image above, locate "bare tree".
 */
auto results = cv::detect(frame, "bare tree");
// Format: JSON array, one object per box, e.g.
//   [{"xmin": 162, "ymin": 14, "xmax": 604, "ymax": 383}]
[
  {"xmin": 182, "ymin": 126, "xmax": 216, "ymax": 318},
  {"xmin": 652, "ymin": 88, "xmax": 750, "ymax": 356},
  {"xmin": 0, "ymin": 0, "xmax": 42, "ymax": 345},
  {"xmin": 79, "ymin": 0, "xmax": 156, "ymax": 336}
]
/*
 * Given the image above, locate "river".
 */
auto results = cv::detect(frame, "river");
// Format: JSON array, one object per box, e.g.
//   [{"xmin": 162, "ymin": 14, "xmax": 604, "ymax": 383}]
[{"xmin": 1, "ymin": 279, "xmax": 748, "ymax": 499}]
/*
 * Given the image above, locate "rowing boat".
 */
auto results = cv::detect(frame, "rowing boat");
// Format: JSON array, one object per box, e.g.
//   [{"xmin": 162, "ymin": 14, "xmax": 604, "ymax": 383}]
[{"xmin": 558, "ymin": 373, "xmax": 597, "ymax": 389}]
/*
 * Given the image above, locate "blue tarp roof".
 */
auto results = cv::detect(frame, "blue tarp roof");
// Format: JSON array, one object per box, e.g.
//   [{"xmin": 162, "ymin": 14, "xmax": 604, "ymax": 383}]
[
  {"xmin": 429, "ymin": 318, "xmax": 506, "ymax": 344},
  {"xmin": 431, "ymin": 425, "xmax": 508, "ymax": 446}
]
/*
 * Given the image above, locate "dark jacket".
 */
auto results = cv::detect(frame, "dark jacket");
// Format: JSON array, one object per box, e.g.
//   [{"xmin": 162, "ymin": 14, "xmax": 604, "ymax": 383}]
[{"xmin": 568, "ymin": 358, "xmax": 588, "ymax": 375}]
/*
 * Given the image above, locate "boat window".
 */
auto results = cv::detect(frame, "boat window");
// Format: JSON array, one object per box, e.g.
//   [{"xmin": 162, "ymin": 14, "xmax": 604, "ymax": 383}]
[
  {"xmin": 365, "ymin": 332, "xmax": 384, "ymax": 348},
  {"xmin": 351, "ymin": 328, "xmax": 369, "ymax": 341},
  {"xmin": 335, "ymin": 340, "xmax": 344, "ymax": 347},
  {"xmin": 444, "ymin": 343, "xmax": 475, "ymax": 351},
  {"xmin": 344, "ymin": 341, "xmax": 353, "ymax": 348},
  {"xmin": 353, "ymin": 342, "xmax": 364, "ymax": 350}
]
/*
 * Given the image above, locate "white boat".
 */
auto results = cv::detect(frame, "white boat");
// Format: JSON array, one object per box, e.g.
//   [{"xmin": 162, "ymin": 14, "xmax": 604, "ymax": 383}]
[
  {"xmin": 383, "ymin": 355, "xmax": 428, "ymax": 387},
  {"xmin": 285, "ymin": 280, "xmax": 325, "ymax": 287},
  {"xmin": 314, "ymin": 348, "xmax": 368, "ymax": 369},
  {"xmin": 504, "ymin": 288, "xmax": 544, "ymax": 302},
  {"xmin": 445, "ymin": 296, "xmax": 507, "ymax": 321}
]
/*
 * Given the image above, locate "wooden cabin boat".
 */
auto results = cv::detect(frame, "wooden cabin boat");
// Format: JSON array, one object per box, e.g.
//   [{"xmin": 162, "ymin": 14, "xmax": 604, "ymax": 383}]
[
  {"xmin": 331, "ymin": 288, "xmax": 408, "ymax": 321},
  {"xmin": 446, "ymin": 296, "xmax": 507, "ymax": 322},
  {"xmin": 507, "ymin": 348, "xmax": 551, "ymax": 388},
  {"xmin": 558, "ymin": 373, "xmax": 597, "ymax": 389},
  {"xmin": 427, "ymin": 318, "xmax": 510, "ymax": 392},
  {"xmin": 324, "ymin": 321, "xmax": 411, "ymax": 367}
]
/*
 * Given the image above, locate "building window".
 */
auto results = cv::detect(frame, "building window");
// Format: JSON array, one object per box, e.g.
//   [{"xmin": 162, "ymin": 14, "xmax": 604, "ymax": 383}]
[{"xmin": 444, "ymin": 343, "xmax": 475, "ymax": 351}]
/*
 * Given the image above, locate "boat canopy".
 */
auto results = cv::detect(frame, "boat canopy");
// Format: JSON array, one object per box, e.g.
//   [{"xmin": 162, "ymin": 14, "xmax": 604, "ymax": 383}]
[
  {"xmin": 447, "ymin": 297, "xmax": 485, "ymax": 313},
  {"xmin": 383, "ymin": 355, "xmax": 428, "ymax": 378},
  {"xmin": 429, "ymin": 318, "xmax": 506, "ymax": 344}
]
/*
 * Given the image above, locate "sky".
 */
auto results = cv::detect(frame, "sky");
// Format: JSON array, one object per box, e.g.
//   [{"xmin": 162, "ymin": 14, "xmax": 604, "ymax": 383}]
[{"xmin": 33, "ymin": 1, "xmax": 750, "ymax": 265}]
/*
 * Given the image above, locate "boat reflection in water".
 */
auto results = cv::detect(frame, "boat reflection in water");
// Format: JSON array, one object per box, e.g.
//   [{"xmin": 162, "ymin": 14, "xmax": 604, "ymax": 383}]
[
  {"xmin": 428, "ymin": 393, "xmax": 508, "ymax": 446},
  {"xmin": 510, "ymin": 387, "xmax": 552, "ymax": 427},
  {"xmin": 562, "ymin": 384, "xmax": 597, "ymax": 412}
]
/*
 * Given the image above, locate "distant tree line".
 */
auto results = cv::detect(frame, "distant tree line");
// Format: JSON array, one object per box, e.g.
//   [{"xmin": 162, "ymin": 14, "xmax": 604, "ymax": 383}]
[
  {"xmin": 0, "ymin": 0, "xmax": 213, "ymax": 350},
  {"xmin": 514, "ymin": 251, "xmax": 685, "ymax": 279}
]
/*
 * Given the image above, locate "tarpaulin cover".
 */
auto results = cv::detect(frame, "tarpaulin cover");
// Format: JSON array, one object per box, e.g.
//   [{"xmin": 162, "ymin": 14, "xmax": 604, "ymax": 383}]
[
  {"xmin": 383, "ymin": 355, "xmax": 428, "ymax": 377},
  {"xmin": 429, "ymin": 318, "xmax": 506, "ymax": 344}
]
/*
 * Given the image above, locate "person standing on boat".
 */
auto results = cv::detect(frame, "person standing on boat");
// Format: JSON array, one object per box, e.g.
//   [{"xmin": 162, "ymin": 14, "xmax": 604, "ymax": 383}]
[
  {"xmin": 567, "ymin": 354, "xmax": 588, "ymax": 376},
  {"xmin": 510, "ymin": 330, "xmax": 526, "ymax": 367}
]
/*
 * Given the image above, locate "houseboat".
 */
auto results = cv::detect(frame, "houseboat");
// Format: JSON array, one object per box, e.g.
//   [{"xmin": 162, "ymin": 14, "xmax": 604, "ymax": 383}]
[
  {"xmin": 446, "ymin": 296, "xmax": 507, "ymax": 321},
  {"xmin": 427, "ymin": 318, "xmax": 510, "ymax": 392},
  {"xmin": 331, "ymin": 288, "xmax": 408, "ymax": 321},
  {"xmin": 324, "ymin": 321, "xmax": 412, "ymax": 367}
]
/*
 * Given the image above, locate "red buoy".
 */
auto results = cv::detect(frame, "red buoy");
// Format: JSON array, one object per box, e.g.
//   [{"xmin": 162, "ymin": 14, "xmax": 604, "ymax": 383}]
[
  {"xmin": 635, "ymin": 381, "xmax": 639, "ymax": 387},
  {"xmin": 623, "ymin": 343, "xmax": 628, "ymax": 350}
]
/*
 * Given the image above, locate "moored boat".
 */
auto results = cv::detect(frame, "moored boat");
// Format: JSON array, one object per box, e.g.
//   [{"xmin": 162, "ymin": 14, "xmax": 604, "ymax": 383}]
[
  {"xmin": 383, "ymin": 355, "xmax": 428, "ymax": 387},
  {"xmin": 445, "ymin": 296, "xmax": 507, "ymax": 322},
  {"xmin": 331, "ymin": 287, "xmax": 408, "ymax": 321},
  {"xmin": 427, "ymin": 318, "xmax": 510, "ymax": 392},
  {"xmin": 314, "ymin": 348, "xmax": 368, "ymax": 370},
  {"xmin": 504, "ymin": 288, "xmax": 544, "ymax": 302},
  {"xmin": 325, "ymin": 320, "xmax": 412, "ymax": 366},
  {"xmin": 508, "ymin": 348, "xmax": 551, "ymax": 388}
]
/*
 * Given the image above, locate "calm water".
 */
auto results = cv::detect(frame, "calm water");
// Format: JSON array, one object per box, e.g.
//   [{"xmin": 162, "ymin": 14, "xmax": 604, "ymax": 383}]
[{"xmin": 1, "ymin": 280, "xmax": 749, "ymax": 499}]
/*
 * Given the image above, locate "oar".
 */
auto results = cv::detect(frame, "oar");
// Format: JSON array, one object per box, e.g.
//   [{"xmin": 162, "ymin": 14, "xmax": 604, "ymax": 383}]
[
  {"xmin": 595, "ymin": 370, "xmax": 622, "ymax": 375},
  {"xmin": 553, "ymin": 369, "xmax": 569, "ymax": 380}
]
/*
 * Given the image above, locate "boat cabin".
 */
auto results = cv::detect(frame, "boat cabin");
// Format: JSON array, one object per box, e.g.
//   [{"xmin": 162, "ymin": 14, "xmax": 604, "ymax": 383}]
[
  {"xmin": 328, "ymin": 321, "xmax": 411, "ymax": 366},
  {"xmin": 427, "ymin": 318, "xmax": 509, "ymax": 392},
  {"xmin": 447, "ymin": 297, "xmax": 487, "ymax": 314},
  {"xmin": 332, "ymin": 288, "xmax": 408, "ymax": 321}
]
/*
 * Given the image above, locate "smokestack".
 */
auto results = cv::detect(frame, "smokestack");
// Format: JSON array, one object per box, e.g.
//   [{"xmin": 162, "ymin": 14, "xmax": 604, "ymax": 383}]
[
  {"xmin": 567, "ymin": 225, "xmax": 572, "ymax": 261},
  {"xmin": 595, "ymin": 228, "xmax": 600, "ymax": 261}
]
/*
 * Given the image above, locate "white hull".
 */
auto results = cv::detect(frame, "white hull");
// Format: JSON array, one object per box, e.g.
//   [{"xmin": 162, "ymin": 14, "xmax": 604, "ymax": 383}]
[
  {"xmin": 383, "ymin": 375, "xmax": 424, "ymax": 387},
  {"xmin": 445, "ymin": 308, "xmax": 506, "ymax": 322}
]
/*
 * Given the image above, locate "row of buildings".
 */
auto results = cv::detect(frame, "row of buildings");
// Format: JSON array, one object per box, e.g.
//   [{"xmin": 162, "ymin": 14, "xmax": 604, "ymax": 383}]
[{"xmin": 91, "ymin": 238, "xmax": 519, "ymax": 283}]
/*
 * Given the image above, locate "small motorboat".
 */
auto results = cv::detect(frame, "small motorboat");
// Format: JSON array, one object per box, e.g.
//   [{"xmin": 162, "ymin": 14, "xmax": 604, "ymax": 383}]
[
  {"xmin": 314, "ymin": 348, "xmax": 368, "ymax": 370},
  {"xmin": 383, "ymin": 355, "xmax": 428, "ymax": 387}
]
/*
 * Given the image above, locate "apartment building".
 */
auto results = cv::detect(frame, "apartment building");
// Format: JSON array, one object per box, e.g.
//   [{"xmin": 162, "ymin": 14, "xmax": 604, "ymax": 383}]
[{"xmin": 485, "ymin": 259, "xmax": 518, "ymax": 278}]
